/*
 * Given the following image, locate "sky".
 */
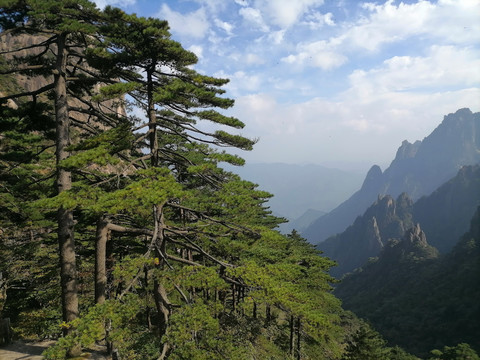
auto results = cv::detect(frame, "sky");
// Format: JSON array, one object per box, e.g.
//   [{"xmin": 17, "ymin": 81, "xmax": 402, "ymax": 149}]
[{"xmin": 93, "ymin": 0, "xmax": 480, "ymax": 171}]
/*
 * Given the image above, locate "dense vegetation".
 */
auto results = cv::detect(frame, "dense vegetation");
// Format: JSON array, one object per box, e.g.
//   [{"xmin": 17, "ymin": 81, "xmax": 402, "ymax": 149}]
[{"xmin": 0, "ymin": 1, "xmax": 478, "ymax": 359}]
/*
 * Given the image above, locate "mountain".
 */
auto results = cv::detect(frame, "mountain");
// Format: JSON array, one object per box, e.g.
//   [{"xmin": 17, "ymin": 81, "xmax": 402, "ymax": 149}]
[
  {"xmin": 303, "ymin": 108, "xmax": 480, "ymax": 244},
  {"xmin": 334, "ymin": 209, "xmax": 480, "ymax": 357},
  {"xmin": 320, "ymin": 193, "xmax": 414, "ymax": 278},
  {"xmin": 224, "ymin": 163, "xmax": 364, "ymax": 220},
  {"xmin": 413, "ymin": 165, "xmax": 480, "ymax": 253},
  {"xmin": 319, "ymin": 164, "xmax": 480, "ymax": 277}
]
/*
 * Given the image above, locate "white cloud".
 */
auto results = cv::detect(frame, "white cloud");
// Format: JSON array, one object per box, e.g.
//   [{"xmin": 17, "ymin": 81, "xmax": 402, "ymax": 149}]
[
  {"xmin": 188, "ymin": 45, "xmax": 204, "ymax": 59},
  {"xmin": 348, "ymin": 0, "xmax": 480, "ymax": 51},
  {"xmin": 267, "ymin": 29, "xmax": 286, "ymax": 45},
  {"xmin": 192, "ymin": 0, "xmax": 229, "ymax": 13},
  {"xmin": 303, "ymin": 11, "xmax": 335, "ymax": 29},
  {"xmin": 230, "ymin": 35, "xmax": 480, "ymax": 164},
  {"xmin": 245, "ymin": 53, "xmax": 266, "ymax": 65},
  {"xmin": 280, "ymin": 0, "xmax": 480, "ymax": 71},
  {"xmin": 232, "ymin": 86, "xmax": 480, "ymax": 166},
  {"xmin": 234, "ymin": 0, "xmax": 249, "ymax": 6},
  {"xmin": 214, "ymin": 19, "xmax": 234, "ymax": 35},
  {"xmin": 281, "ymin": 40, "xmax": 348, "ymax": 70},
  {"xmin": 239, "ymin": 7, "xmax": 270, "ymax": 32},
  {"xmin": 347, "ymin": 45, "xmax": 480, "ymax": 94},
  {"xmin": 227, "ymin": 71, "xmax": 264, "ymax": 94},
  {"xmin": 234, "ymin": 93, "xmax": 304, "ymax": 136},
  {"xmin": 158, "ymin": 4, "xmax": 210, "ymax": 39},
  {"xmin": 253, "ymin": 0, "xmax": 324, "ymax": 28}
]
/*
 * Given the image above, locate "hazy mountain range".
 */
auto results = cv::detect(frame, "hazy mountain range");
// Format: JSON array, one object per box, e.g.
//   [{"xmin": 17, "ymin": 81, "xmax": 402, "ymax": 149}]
[{"xmin": 303, "ymin": 108, "xmax": 480, "ymax": 244}]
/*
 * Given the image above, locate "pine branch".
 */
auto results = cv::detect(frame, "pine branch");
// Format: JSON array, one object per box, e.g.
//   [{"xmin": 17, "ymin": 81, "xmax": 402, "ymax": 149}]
[
  {"xmin": 166, "ymin": 202, "xmax": 260, "ymax": 237},
  {"xmin": 0, "ymin": 64, "xmax": 54, "ymax": 75},
  {"xmin": 0, "ymin": 83, "xmax": 54, "ymax": 101}
]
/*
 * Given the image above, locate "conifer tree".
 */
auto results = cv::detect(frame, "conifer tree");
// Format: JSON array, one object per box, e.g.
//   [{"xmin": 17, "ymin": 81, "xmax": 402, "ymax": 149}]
[{"xmin": 0, "ymin": 1, "xmax": 112, "ymax": 355}]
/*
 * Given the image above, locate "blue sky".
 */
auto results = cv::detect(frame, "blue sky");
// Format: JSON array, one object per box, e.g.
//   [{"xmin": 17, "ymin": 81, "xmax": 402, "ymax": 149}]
[{"xmin": 93, "ymin": 0, "xmax": 480, "ymax": 171}]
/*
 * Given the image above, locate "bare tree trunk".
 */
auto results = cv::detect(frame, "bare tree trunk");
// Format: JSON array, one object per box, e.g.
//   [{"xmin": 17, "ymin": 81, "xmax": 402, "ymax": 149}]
[
  {"xmin": 95, "ymin": 217, "xmax": 109, "ymax": 305},
  {"xmin": 153, "ymin": 279, "xmax": 170, "ymax": 338},
  {"xmin": 296, "ymin": 317, "xmax": 301, "ymax": 360},
  {"xmin": 147, "ymin": 68, "xmax": 158, "ymax": 168},
  {"xmin": 289, "ymin": 315, "xmax": 295, "ymax": 356},
  {"xmin": 0, "ymin": 272, "xmax": 6, "ymax": 317},
  {"xmin": 232, "ymin": 283, "xmax": 236, "ymax": 312},
  {"xmin": 55, "ymin": 32, "xmax": 80, "ymax": 357}
]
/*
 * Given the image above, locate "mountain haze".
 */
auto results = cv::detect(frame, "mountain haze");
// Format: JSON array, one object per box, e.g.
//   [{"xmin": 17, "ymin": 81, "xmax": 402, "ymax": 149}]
[
  {"xmin": 303, "ymin": 108, "xmax": 480, "ymax": 244},
  {"xmin": 226, "ymin": 163, "xmax": 364, "ymax": 220}
]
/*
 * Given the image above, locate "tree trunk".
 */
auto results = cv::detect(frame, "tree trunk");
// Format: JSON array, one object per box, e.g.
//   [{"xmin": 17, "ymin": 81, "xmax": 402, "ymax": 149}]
[
  {"xmin": 153, "ymin": 279, "xmax": 170, "ymax": 338},
  {"xmin": 0, "ymin": 272, "xmax": 6, "ymax": 316},
  {"xmin": 55, "ymin": 32, "xmax": 80, "ymax": 357},
  {"xmin": 152, "ymin": 205, "xmax": 171, "ymax": 340},
  {"xmin": 147, "ymin": 68, "xmax": 158, "ymax": 167},
  {"xmin": 296, "ymin": 317, "xmax": 301, "ymax": 360},
  {"xmin": 95, "ymin": 217, "xmax": 109, "ymax": 305},
  {"xmin": 265, "ymin": 304, "xmax": 271, "ymax": 324},
  {"xmin": 289, "ymin": 315, "xmax": 295, "ymax": 356}
]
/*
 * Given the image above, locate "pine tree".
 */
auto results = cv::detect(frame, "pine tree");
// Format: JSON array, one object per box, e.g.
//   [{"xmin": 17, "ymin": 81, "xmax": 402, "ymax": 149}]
[
  {"xmin": 0, "ymin": 1, "xmax": 114, "ymax": 355},
  {"xmin": 1, "ymin": 4, "xmax": 346, "ymax": 359},
  {"xmin": 342, "ymin": 323, "xmax": 390, "ymax": 360}
]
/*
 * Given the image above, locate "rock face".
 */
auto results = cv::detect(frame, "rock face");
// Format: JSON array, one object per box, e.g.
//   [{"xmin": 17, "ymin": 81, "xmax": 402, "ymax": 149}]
[
  {"xmin": 382, "ymin": 223, "xmax": 437, "ymax": 263},
  {"xmin": 413, "ymin": 164, "xmax": 480, "ymax": 253},
  {"xmin": 304, "ymin": 108, "xmax": 480, "ymax": 244},
  {"xmin": 319, "ymin": 193, "xmax": 414, "ymax": 277},
  {"xmin": 0, "ymin": 33, "xmax": 125, "ymax": 121}
]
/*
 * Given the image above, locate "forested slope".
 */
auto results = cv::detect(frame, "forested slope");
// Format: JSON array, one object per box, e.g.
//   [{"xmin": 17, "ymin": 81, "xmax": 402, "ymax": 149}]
[{"xmin": 335, "ymin": 209, "xmax": 480, "ymax": 357}]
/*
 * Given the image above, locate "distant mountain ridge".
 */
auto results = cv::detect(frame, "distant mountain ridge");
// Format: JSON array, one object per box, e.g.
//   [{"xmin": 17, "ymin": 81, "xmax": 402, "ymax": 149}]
[
  {"xmin": 319, "ymin": 164, "xmax": 480, "ymax": 277},
  {"xmin": 303, "ymin": 108, "xmax": 480, "ymax": 244}
]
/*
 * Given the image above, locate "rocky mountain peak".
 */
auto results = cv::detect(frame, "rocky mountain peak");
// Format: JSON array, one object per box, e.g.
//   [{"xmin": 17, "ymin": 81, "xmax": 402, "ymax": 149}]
[
  {"xmin": 360, "ymin": 164, "xmax": 383, "ymax": 192},
  {"xmin": 384, "ymin": 223, "xmax": 438, "ymax": 263},
  {"xmin": 394, "ymin": 140, "xmax": 421, "ymax": 161},
  {"xmin": 403, "ymin": 223, "xmax": 427, "ymax": 247}
]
